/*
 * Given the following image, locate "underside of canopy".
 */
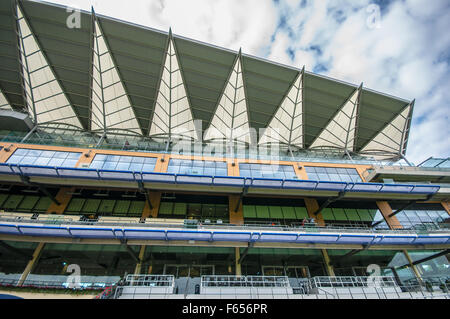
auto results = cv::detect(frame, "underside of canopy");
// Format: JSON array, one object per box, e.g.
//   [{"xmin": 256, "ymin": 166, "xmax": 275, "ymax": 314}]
[{"xmin": 0, "ymin": 0, "xmax": 414, "ymax": 161}]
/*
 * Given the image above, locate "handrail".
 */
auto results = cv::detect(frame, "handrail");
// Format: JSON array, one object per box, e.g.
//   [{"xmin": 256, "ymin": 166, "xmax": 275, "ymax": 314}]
[{"xmin": 0, "ymin": 163, "xmax": 441, "ymax": 195}]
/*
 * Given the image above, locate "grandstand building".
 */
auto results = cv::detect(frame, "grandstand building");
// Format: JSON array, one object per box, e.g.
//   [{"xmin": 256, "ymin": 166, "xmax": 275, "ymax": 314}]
[{"xmin": 0, "ymin": 0, "xmax": 449, "ymax": 299}]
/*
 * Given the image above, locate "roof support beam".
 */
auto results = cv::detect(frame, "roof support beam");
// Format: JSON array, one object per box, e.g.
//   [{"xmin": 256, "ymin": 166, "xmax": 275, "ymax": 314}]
[
  {"xmin": 396, "ymin": 249, "xmax": 450, "ymax": 270},
  {"xmin": 388, "ymin": 201, "xmax": 416, "ymax": 218},
  {"xmin": 313, "ymin": 192, "xmax": 346, "ymax": 216},
  {"xmin": 19, "ymin": 175, "xmax": 60, "ymax": 206},
  {"xmin": 137, "ymin": 180, "xmax": 153, "ymax": 210},
  {"xmin": 238, "ymin": 242, "xmax": 254, "ymax": 265},
  {"xmin": 234, "ymin": 187, "xmax": 248, "ymax": 213}
]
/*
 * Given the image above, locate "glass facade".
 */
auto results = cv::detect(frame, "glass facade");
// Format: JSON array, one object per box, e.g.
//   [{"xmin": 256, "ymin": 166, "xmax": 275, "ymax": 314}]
[
  {"xmin": 6, "ymin": 148, "xmax": 81, "ymax": 168},
  {"xmin": 167, "ymin": 159, "xmax": 227, "ymax": 176},
  {"xmin": 89, "ymin": 154, "xmax": 157, "ymax": 172},
  {"xmin": 305, "ymin": 166, "xmax": 362, "ymax": 182},
  {"xmin": 395, "ymin": 210, "xmax": 448, "ymax": 229},
  {"xmin": 239, "ymin": 163, "xmax": 297, "ymax": 179},
  {"xmin": 419, "ymin": 158, "xmax": 450, "ymax": 168}
]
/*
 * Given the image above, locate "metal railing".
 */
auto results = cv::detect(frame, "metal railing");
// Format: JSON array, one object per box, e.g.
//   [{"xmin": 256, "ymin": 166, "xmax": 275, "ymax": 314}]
[
  {"xmin": 122, "ymin": 274, "xmax": 175, "ymax": 287},
  {"xmin": 1, "ymin": 212, "xmax": 449, "ymax": 236},
  {"xmin": 201, "ymin": 275, "xmax": 290, "ymax": 288}
]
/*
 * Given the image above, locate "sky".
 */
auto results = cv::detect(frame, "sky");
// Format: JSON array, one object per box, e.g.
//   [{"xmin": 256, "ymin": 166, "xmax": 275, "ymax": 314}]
[{"xmin": 41, "ymin": 0, "xmax": 449, "ymax": 164}]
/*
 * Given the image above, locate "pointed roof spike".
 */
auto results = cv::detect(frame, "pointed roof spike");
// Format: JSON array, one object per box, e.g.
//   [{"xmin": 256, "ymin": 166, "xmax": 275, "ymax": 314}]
[
  {"xmin": 258, "ymin": 69, "xmax": 304, "ymax": 148},
  {"xmin": 309, "ymin": 85, "xmax": 362, "ymax": 151},
  {"xmin": 148, "ymin": 36, "xmax": 197, "ymax": 141},
  {"xmin": 16, "ymin": 3, "xmax": 83, "ymax": 129},
  {"xmin": 360, "ymin": 102, "xmax": 413, "ymax": 159},
  {"xmin": 90, "ymin": 19, "xmax": 142, "ymax": 135},
  {"xmin": 204, "ymin": 52, "xmax": 251, "ymax": 144}
]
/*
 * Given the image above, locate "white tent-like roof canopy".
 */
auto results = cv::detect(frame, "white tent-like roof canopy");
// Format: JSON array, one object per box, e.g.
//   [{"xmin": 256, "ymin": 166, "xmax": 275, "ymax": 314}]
[{"xmin": 0, "ymin": 0, "xmax": 415, "ymax": 161}]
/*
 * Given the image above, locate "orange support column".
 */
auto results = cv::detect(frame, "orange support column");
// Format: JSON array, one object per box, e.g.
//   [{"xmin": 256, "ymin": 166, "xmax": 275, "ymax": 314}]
[
  {"xmin": 154, "ymin": 155, "xmax": 169, "ymax": 173},
  {"xmin": 46, "ymin": 187, "xmax": 75, "ymax": 215},
  {"xmin": 304, "ymin": 198, "xmax": 325, "ymax": 226},
  {"xmin": 0, "ymin": 144, "xmax": 17, "ymax": 163},
  {"xmin": 294, "ymin": 164, "xmax": 308, "ymax": 180},
  {"xmin": 229, "ymin": 195, "xmax": 244, "ymax": 225},
  {"xmin": 376, "ymin": 201, "xmax": 403, "ymax": 229},
  {"xmin": 141, "ymin": 191, "xmax": 162, "ymax": 219},
  {"xmin": 75, "ymin": 149, "xmax": 96, "ymax": 168},
  {"xmin": 441, "ymin": 202, "xmax": 450, "ymax": 216}
]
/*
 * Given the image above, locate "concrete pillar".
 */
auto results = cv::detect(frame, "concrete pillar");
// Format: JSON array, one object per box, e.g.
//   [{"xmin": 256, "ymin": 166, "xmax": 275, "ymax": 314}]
[
  {"xmin": 321, "ymin": 249, "xmax": 335, "ymax": 277},
  {"xmin": 304, "ymin": 198, "xmax": 325, "ymax": 226},
  {"xmin": 17, "ymin": 242, "xmax": 45, "ymax": 286},
  {"xmin": 46, "ymin": 187, "xmax": 75, "ymax": 214},
  {"xmin": 376, "ymin": 201, "xmax": 403, "ymax": 229},
  {"xmin": 403, "ymin": 250, "xmax": 423, "ymax": 283},
  {"xmin": 134, "ymin": 245, "xmax": 146, "ymax": 275},
  {"xmin": 235, "ymin": 247, "xmax": 242, "ymax": 276}
]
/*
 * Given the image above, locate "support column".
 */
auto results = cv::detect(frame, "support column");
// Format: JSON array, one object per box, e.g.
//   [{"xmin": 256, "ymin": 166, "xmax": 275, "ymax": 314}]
[
  {"xmin": 304, "ymin": 198, "xmax": 325, "ymax": 226},
  {"xmin": 235, "ymin": 247, "xmax": 242, "ymax": 276},
  {"xmin": 294, "ymin": 163, "xmax": 308, "ymax": 180},
  {"xmin": 0, "ymin": 144, "xmax": 17, "ymax": 163},
  {"xmin": 376, "ymin": 201, "xmax": 403, "ymax": 229},
  {"xmin": 17, "ymin": 242, "xmax": 45, "ymax": 286},
  {"xmin": 154, "ymin": 155, "xmax": 169, "ymax": 173},
  {"xmin": 75, "ymin": 149, "xmax": 96, "ymax": 168},
  {"xmin": 134, "ymin": 245, "xmax": 146, "ymax": 275},
  {"xmin": 141, "ymin": 191, "xmax": 161, "ymax": 219},
  {"xmin": 229, "ymin": 195, "xmax": 244, "ymax": 225},
  {"xmin": 403, "ymin": 250, "xmax": 423, "ymax": 283},
  {"xmin": 321, "ymin": 249, "xmax": 335, "ymax": 277},
  {"xmin": 46, "ymin": 187, "xmax": 75, "ymax": 214},
  {"xmin": 441, "ymin": 202, "xmax": 450, "ymax": 216}
]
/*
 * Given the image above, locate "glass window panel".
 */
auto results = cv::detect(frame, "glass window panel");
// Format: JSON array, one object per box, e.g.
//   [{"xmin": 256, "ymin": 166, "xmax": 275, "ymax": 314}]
[
  {"xmin": 102, "ymin": 161, "xmax": 117, "ymax": 170},
  {"xmin": 6, "ymin": 155, "xmax": 23, "ymax": 164},
  {"xmin": 53, "ymin": 152, "xmax": 69, "ymax": 159},
  {"xmin": 61, "ymin": 159, "xmax": 78, "ymax": 168},
  {"xmin": 47, "ymin": 158, "xmax": 64, "ymax": 166},
  {"xmin": 129, "ymin": 163, "xmax": 143, "ymax": 171},
  {"xmin": 20, "ymin": 157, "xmax": 36, "ymax": 165},
  {"xmin": 90, "ymin": 160, "xmax": 103, "ymax": 169},
  {"xmin": 115, "ymin": 162, "xmax": 130, "ymax": 171},
  {"xmin": 66, "ymin": 152, "xmax": 81, "ymax": 160},
  {"xmin": 142, "ymin": 158, "xmax": 155, "ymax": 165},
  {"xmin": 142, "ymin": 164, "xmax": 155, "ymax": 172},
  {"xmin": 14, "ymin": 149, "xmax": 29, "ymax": 156},
  {"xmin": 27, "ymin": 150, "xmax": 42, "ymax": 157}
]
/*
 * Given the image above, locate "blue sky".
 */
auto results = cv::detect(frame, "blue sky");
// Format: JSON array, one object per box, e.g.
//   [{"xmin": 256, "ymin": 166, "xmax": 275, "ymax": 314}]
[{"xmin": 43, "ymin": 0, "xmax": 449, "ymax": 164}]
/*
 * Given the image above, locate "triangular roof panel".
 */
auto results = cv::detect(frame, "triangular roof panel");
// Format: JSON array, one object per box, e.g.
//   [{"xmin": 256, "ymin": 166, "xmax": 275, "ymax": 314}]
[
  {"xmin": 149, "ymin": 35, "xmax": 197, "ymax": 140},
  {"xmin": 360, "ymin": 103, "xmax": 412, "ymax": 158},
  {"xmin": 204, "ymin": 53, "xmax": 251, "ymax": 143},
  {"xmin": 16, "ymin": 4, "xmax": 83, "ymax": 129},
  {"xmin": 91, "ymin": 19, "xmax": 142, "ymax": 135},
  {"xmin": 259, "ymin": 70, "xmax": 304, "ymax": 148},
  {"xmin": 309, "ymin": 85, "xmax": 361, "ymax": 151}
]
